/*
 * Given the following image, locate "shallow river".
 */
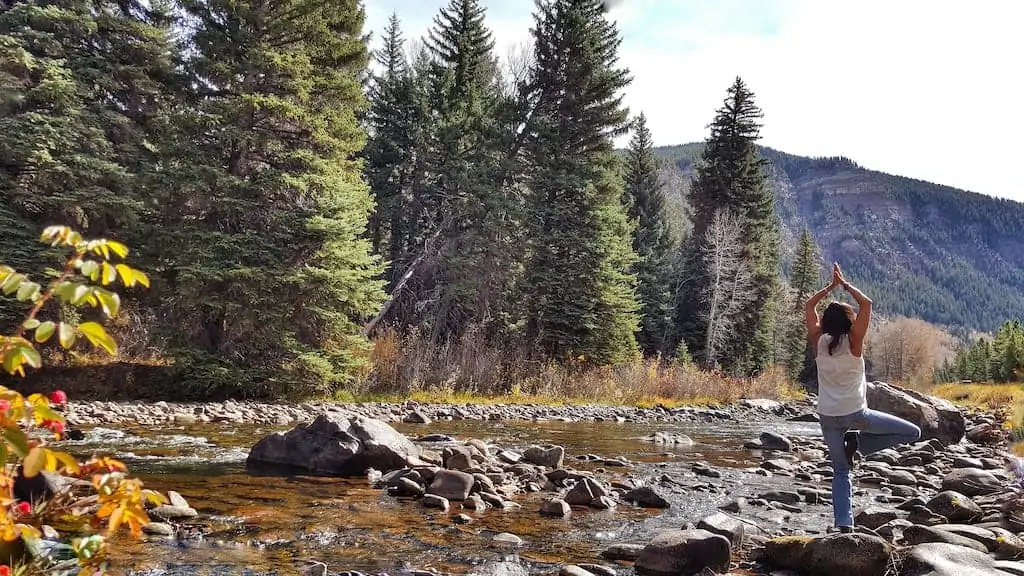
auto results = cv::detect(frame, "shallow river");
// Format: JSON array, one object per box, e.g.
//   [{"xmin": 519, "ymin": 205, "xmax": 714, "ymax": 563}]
[{"xmin": 59, "ymin": 417, "xmax": 828, "ymax": 575}]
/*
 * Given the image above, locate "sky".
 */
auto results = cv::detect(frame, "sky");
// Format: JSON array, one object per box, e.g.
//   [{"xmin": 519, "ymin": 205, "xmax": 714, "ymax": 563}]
[{"xmin": 364, "ymin": 0, "xmax": 1024, "ymax": 202}]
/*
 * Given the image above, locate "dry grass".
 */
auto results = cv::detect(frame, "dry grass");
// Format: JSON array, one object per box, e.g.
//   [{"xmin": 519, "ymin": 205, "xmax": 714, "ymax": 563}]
[
  {"xmin": 927, "ymin": 382, "xmax": 1024, "ymax": 455},
  {"xmin": 353, "ymin": 327, "xmax": 805, "ymax": 408}
]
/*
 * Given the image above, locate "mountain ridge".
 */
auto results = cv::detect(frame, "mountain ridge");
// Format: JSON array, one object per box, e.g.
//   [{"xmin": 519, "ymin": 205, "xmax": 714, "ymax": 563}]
[{"xmin": 649, "ymin": 142, "xmax": 1024, "ymax": 334}]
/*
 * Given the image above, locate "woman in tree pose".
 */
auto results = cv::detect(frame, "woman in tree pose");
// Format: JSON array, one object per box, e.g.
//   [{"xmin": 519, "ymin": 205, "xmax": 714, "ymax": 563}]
[{"xmin": 804, "ymin": 262, "xmax": 921, "ymax": 533}]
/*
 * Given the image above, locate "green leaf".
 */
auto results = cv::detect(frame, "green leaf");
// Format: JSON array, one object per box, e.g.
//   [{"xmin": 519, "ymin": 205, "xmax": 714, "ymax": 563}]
[
  {"xmin": 80, "ymin": 260, "xmax": 100, "ymax": 279},
  {"xmin": 58, "ymin": 323, "xmax": 76, "ymax": 349},
  {"xmin": 34, "ymin": 404, "xmax": 62, "ymax": 423},
  {"xmin": 16, "ymin": 343, "xmax": 41, "ymax": 369},
  {"xmin": 1, "ymin": 348, "xmax": 19, "ymax": 375},
  {"xmin": 35, "ymin": 322, "xmax": 55, "ymax": 344},
  {"xmin": 23, "ymin": 446, "xmax": 45, "ymax": 477},
  {"xmin": 22, "ymin": 319, "xmax": 40, "ymax": 330},
  {"xmin": 1, "ymin": 273, "xmax": 24, "ymax": 295},
  {"xmin": 72, "ymin": 284, "xmax": 90, "ymax": 305},
  {"xmin": 16, "ymin": 281, "xmax": 40, "ymax": 302},
  {"xmin": 94, "ymin": 289, "xmax": 121, "ymax": 318},
  {"xmin": 3, "ymin": 425, "xmax": 30, "ymax": 458},
  {"xmin": 78, "ymin": 322, "xmax": 116, "ymax": 355}
]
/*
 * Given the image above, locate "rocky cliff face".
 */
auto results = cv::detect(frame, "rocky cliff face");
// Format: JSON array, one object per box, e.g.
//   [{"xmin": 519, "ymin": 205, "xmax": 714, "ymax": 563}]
[{"xmin": 653, "ymin": 143, "xmax": 1024, "ymax": 333}]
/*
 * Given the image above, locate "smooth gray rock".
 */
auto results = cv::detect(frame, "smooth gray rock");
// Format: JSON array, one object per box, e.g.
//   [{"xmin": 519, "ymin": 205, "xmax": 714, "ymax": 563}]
[
  {"xmin": 247, "ymin": 412, "xmax": 422, "ymax": 476},
  {"xmin": 635, "ymin": 529, "xmax": 731, "ymax": 576},
  {"xmin": 866, "ymin": 382, "xmax": 965, "ymax": 445},
  {"xmin": 895, "ymin": 542, "xmax": 1009, "ymax": 576}
]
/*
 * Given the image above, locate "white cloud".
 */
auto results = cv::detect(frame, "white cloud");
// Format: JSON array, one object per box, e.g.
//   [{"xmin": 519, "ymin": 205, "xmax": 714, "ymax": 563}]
[{"xmin": 365, "ymin": 0, "xmax": 1024, "ymax": 201}]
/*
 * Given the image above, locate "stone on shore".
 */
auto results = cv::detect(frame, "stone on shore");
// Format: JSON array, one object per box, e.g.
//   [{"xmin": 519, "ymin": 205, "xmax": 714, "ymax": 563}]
[
  {"xmin": 866, "ymin": 382, "xmax": 965, "ymax": 445},
  {"xmin": 763, "ymin": 534, "xmax": 893, "ymax": 576},
  {"xmin": 941, "ymin": 468, "xmax": 1004, "ymax": 497},
  {"xmin": 894, "ymin": 542, "xmax": 1011, "ymax": 576},
  {"xmin": 634, "ymin": 529, "xmax": 731, "ymax": 576}
]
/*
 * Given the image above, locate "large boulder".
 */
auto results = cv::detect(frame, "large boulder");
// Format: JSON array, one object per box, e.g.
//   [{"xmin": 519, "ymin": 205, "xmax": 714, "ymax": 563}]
[
  {"xmin": 635, "ymin": 529, "xmax": 731, "ymax": 576},
  {"xmin": 763, "ymin": 534, "xmax": 893, "ymax": 576},
  {"xmin": 866, "ymin": 382, "xmax": 965, "ymax": 445},
  {"xmin": 941, "ymin": 468, "xmax": 1003, "ymax": 497},
  {"xmin": 247, "ymin": 411, "xmax": 423, "ymax": 476},
  {"xmin": 894, "ymin": 542, "xmax": 1011, "ymax": 576}
]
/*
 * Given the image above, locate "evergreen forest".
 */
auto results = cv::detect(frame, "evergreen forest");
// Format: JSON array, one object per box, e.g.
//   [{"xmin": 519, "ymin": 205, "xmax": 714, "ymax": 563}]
[{"xmin": 2, "ymin": 0, "xmax": 1021, "ymax": 399}]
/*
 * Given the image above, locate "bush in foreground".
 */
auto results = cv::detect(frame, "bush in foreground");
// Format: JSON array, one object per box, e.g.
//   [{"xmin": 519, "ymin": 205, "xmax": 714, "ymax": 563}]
[{"xmin": 0, "ymin": 226, "xmax": 164, "ymax": 575}]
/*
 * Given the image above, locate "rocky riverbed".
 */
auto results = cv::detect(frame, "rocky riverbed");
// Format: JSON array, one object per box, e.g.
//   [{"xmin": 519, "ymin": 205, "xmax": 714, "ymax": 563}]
[{"xmin": 52, "ymin": 383, "xmax": 1024, "ymax": 575}]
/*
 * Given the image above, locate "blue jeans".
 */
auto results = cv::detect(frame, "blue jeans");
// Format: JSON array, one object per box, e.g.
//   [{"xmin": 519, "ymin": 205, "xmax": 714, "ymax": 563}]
[{"xmin": 819, "ymin": 408, "xmax": 921, "ymax": 528}]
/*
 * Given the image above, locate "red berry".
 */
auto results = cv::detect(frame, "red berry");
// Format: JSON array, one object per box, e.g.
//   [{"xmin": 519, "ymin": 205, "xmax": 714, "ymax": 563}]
[
  {"xmin": 15, "ymin": 502, "xmax": 31, "ymax": 516},
  {"xmin": 43, "ymin": 419, "xmax": 66, "ymax": 435},
  {"xmin": 49, "ymin": 390, "xmax": 68, "ymax": 405},
  {"xmin": 0, "ymin": 564, "xmax": 11, "ymax": 576}
]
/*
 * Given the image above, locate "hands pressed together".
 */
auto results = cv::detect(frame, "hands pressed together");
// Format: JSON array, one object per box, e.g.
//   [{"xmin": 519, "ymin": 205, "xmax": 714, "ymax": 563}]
[{"xmin": 828, "ymin": 262, "xmax": 850, "ymax": 292}]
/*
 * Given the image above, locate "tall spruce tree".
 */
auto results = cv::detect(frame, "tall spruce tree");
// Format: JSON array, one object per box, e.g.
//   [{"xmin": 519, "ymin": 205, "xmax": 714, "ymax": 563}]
[
  {"xmin": 676, "ymin": 77, "xmax": 780, "ymax": 374},
  {"xmin": 150, "ymin": 0, "xmax": 385, "ymax": 397},
  {"xmin": 521, "ymin": 0, "xmax": 640, "ymax": 364},
  {"xmin": 365, "ymin": 14, "xmax": 422, "ymax": 270},
  {"xmin": 381, "ymin": 0, "xmax": 514, "ymax": 343},
  {"xmin": 788, "ymin": 228, "xmax": 822, "ymax": 381},
  {"xmin": 624, "ymin": 113, "xmax": 676, "ymax": 356},
  {"xmin": 0, "ymin": 0, "xmax": 175, "ymax": 328}
]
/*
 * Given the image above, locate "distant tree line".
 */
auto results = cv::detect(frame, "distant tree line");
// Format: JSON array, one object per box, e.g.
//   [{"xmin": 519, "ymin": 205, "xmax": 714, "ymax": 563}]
[
  {"xmin": 934, "ymin": 320, "xmax": 1024, "ymax": 384},
  {"xmin": 0, "ymin": 0, "xmax": 831, "ymax": 398}
]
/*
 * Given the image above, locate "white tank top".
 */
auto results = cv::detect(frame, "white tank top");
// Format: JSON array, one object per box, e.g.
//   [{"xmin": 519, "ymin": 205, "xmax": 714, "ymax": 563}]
[{"xmin": 815, "ymin": 333, "xmax": 867, "ymax": 417}]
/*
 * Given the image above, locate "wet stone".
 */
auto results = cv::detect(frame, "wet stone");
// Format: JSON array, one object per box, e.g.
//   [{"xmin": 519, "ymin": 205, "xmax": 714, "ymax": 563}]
[
  {"xmin": 600, "ymin": 543, "xmax": 644, "ymax": 561},
  {"xmin": 622, "ymin": 486, "xmax": 670, "ymax": 509},
  {"xmin": 576, "ymin": 564, "xmax": 615, "ymax": 576},
  {"xmin": 540, "ymin": 498, "xmax": 571, "ymax": 518},
  {"xmin": 142, "ymin": 522, "xmax": 175, "ymax": 537},
  {"xmin": 759, "ymin": 432, "xmax": 793, "ymax": 452},
  {"xmin": 491, "ymin": 533, "xmax": 523, "ymax": 547},
  {"xmin": 422, "ymin": 494, "xmax": 450, "ymax": 511},
  {"xmin": 427, "ymin": 470, "xmax": 474, "ymax": 501}
]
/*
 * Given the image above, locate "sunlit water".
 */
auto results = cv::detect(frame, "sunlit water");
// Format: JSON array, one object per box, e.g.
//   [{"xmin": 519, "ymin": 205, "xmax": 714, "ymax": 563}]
[{"xmin": 56, "ymin": 417, "xmax": 829, "ymax": 575}]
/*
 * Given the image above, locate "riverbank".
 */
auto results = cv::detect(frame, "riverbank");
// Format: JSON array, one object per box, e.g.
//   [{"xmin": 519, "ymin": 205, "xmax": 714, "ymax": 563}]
[
  {"xmin": 61, "ymin": 395, "xmax": 814, "ymax": 428},
  {"xmin": 9, "ymin": 347, "xmax": 803, "ymax": 405}
]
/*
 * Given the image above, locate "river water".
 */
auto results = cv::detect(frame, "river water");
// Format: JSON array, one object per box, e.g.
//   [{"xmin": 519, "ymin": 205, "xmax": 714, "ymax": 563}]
[{"xmin": 58, "ymin": 416, "xmax": 829, "ymax": 575}]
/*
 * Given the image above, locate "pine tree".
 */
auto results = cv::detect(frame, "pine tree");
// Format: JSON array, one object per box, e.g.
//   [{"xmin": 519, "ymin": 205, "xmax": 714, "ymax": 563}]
[
  {"xmin": 789, "ymin": 228, "xmax": 822, "ymax": 380},
  {"xmin": 0, "ymin": 0, "xmax": 175, "ymax": 328},
  {"xmin": 150, "ymin": 0, "xmax": 385, "ymax": 397},
  {"xmin": 521, "ymin": 0, "xmax": 640, "ymax": 364},
  {"xmin": 624, "ymin": 113, "xmax": 676, "ymax": 356},
  {"xmin": 380, "ymin": 0, "xmax": 514, "ymax": 343},
  {"xmin": 676, "ymin": 77, "xmax": 780, "ymax": 374},
  {"xmin": 364, "ymin": 14, "xmax": 422, "ymax": 271}
]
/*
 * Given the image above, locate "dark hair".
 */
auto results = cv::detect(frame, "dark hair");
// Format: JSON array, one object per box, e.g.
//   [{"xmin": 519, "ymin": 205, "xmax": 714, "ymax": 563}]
[{"xmin": 821, "ymin": 302, "xmax": 855, "ymax": 355}]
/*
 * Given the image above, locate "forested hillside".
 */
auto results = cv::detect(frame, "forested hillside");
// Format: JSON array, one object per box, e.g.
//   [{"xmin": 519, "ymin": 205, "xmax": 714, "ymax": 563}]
[{"xmin": 653, "ymin": 144, "xmax": 1024, "ymax": 333}]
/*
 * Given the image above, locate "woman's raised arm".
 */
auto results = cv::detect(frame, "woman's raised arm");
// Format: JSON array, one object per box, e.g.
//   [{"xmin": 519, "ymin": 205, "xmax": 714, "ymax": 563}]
[
  {"xmin": 835, "ymin": 264, "xmax": 872, "ymax": 356},
  {"xmin": 805, "ymin": 265, "xmax": 840, "ymax": 352}
]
